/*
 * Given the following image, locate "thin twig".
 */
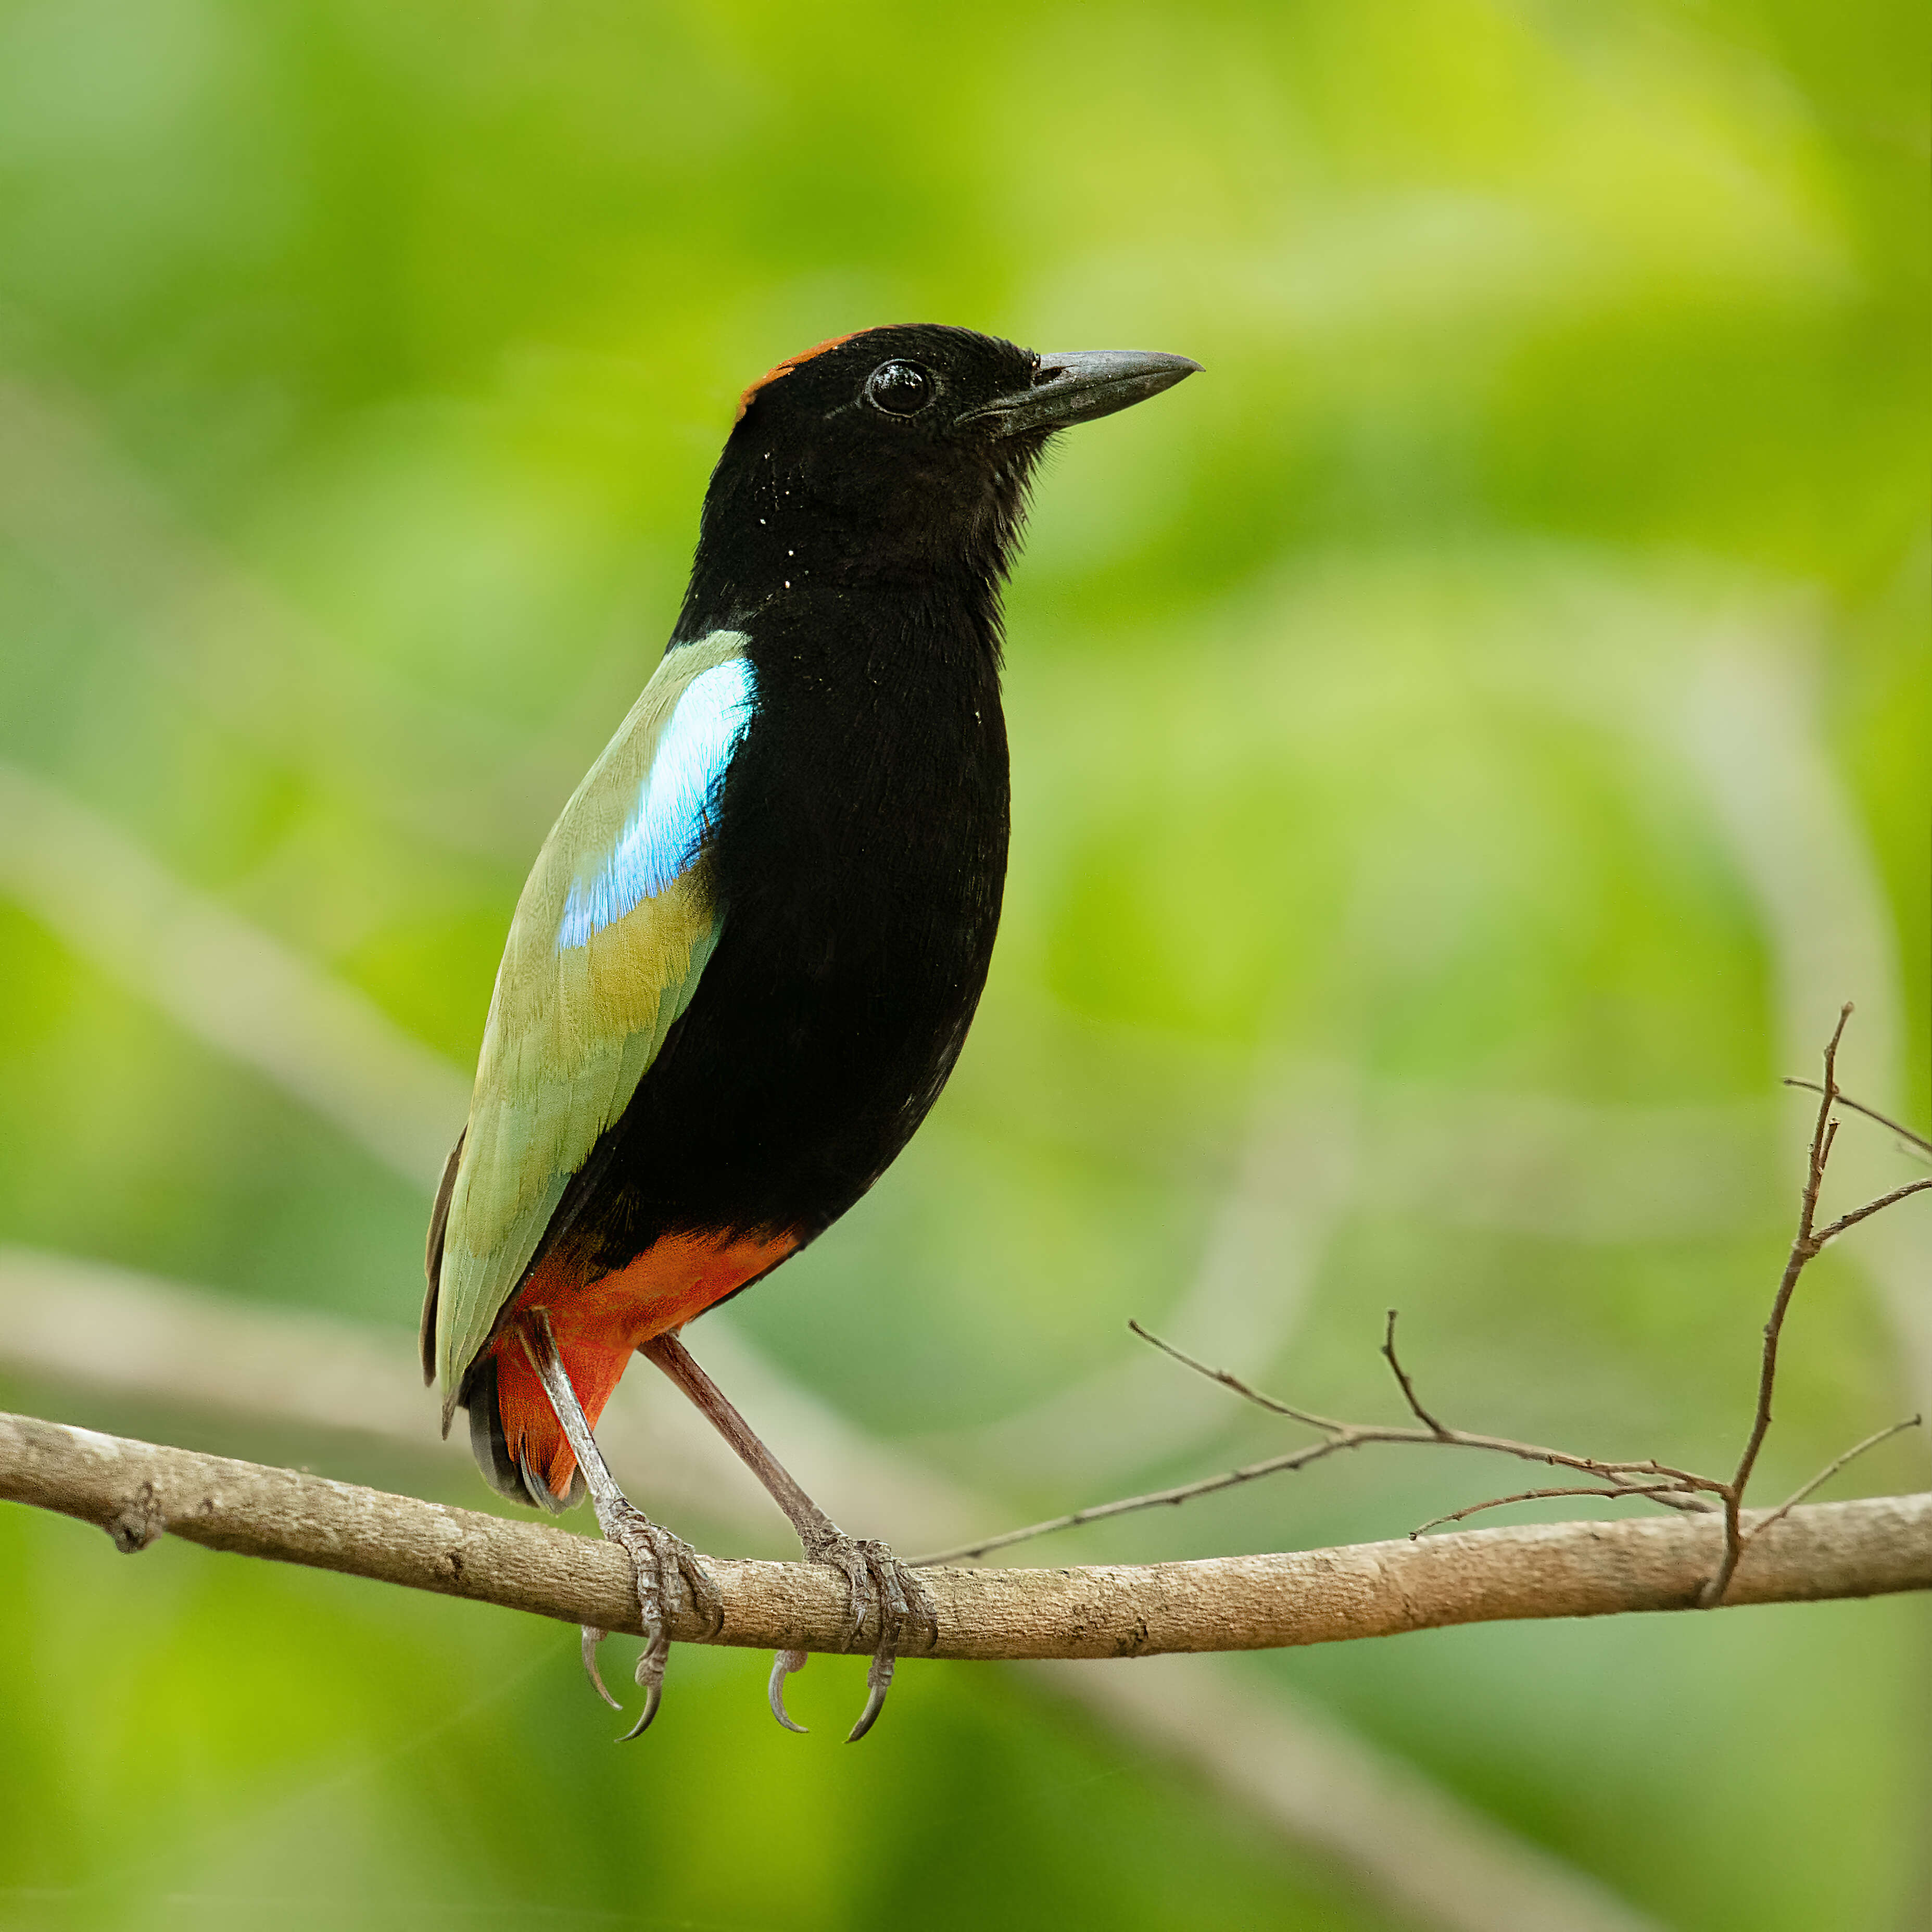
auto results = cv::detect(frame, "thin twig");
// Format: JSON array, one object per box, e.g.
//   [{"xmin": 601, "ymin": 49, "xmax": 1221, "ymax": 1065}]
[
  {"xmin": 1410, "ymin": 1484, "xmax": 1700, "ymax": 1538},
  {"xmin": 1382, "ymin": 1308, "xmax": 1453, "ymax": 1436},
  {"xmin": 1741, "ymin": 1416, "xmax": 1923, "ymax": 1550},
  {"xmin": 1782, "ymin": 1080, "xmax": 1932, "ymax": 1161},
  {"xmin": 1812, "ymin": 1177, "xmax": 1932, "ymax": 1246},
  {"xmin": 1128, "ymin": 1319, "xmax": 1349, "ymax": 1431},
  {"xmin": 1125, "ymin": 1321, "xmax": 1712, "ymax": 1493},
  {"xmin": 912, "ymin": 1436, "xmax": 1418, "ymax": 1569},
  {"xmin": 1701, "ymin": 1003, "xmax": 1853, "ymax": 1605},
  {"xmin": 915, "ymin": 1330, "xmax": 1722, "ymax": 1568}
]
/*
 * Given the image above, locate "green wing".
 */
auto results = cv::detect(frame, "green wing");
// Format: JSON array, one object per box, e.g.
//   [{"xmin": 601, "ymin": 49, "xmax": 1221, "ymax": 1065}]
[{"xmin": 427, "ymin": 629, "xmax": 750, "ymax": 1423}]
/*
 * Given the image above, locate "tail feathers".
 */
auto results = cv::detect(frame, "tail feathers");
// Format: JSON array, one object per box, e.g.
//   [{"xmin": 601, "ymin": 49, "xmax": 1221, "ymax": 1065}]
[
  {"xmin": 462, "ymin": 1355, "xmax": 586, "ymax": 1514},
  {"xmin": 421, "ymin": 1131, "xmax": 465, "ymax": 1392}
]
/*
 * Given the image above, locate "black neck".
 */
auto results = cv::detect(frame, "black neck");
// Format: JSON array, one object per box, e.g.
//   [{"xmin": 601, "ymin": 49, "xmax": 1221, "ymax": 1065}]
[{"xmin": 671, "ymin": 432, "xmax": 1043, "ymax": 648}]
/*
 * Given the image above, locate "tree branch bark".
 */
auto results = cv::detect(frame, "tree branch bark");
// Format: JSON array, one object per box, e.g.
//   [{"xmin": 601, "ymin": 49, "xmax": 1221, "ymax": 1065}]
[{"xmin": 5, "ymin": 1410, "xmax": 1924, "ymax": 1659}]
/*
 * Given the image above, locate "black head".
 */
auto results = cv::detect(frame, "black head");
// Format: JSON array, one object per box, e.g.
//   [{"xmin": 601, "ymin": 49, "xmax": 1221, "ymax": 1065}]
[{"xmin": 674, "ymin": 325, "xmax": 1198, "ymax": 639}]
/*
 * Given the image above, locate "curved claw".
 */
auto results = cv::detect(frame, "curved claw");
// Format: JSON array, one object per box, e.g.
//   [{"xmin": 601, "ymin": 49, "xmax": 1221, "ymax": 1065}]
[
  {"xmin": 618, "ymin": 1672, "xmax": 663, "ymax": 1742},
  {"xmin": 618, "ymin": 1635, "xmax": 670, "ymax": 1742},
  {"xmin": 580, "ymin": 1626, "xmax": 623, "ymax": 1711},
  {"xmin": 768, "ymin": 1649, "xmax": 810, "ymax": 1734},
  {"xmin": 847, "ymin": 1653, "xmax": 894, "ymax": 1744}
]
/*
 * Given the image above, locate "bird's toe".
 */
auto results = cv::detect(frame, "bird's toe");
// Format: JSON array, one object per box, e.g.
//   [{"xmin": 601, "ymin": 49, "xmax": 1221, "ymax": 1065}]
[
  {"xmin": 798, "ymin": 1530, "xmax": 935, "ymax": 1742},
  {"xmin": 600, "ymin": 1501, "xmax": 716, "ymax": 1740}
]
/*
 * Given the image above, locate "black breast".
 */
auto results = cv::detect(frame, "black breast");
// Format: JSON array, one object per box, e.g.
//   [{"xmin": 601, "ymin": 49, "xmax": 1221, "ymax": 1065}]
[{"xmin": 566, "ymin": 589, "xmax": 1010, "ymax": 1271}]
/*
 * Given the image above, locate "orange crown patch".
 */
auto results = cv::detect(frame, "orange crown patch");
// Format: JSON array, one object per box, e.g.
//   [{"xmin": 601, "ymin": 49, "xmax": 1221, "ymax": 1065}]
[{"xmin": 735, "ymin": 331, "xmax": 866, "ymax": 422}]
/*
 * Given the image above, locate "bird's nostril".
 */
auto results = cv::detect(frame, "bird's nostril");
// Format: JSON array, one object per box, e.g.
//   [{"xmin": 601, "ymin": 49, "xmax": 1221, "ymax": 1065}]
[{"xmin": 1030, "ymin": 362, "xmax": 1067, "ymax": 387}]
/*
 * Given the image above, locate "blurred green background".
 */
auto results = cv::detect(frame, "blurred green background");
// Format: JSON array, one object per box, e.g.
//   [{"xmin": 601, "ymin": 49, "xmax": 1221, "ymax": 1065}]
[{"xmin": 0, "ymin": 1, "xmax": 1926, "ymax": 1927}]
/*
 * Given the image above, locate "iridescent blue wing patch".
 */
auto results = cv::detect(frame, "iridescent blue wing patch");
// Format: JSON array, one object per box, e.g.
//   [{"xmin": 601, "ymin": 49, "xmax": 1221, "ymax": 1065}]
[{"xmin": 558, "ymin": 657, "xmax": 756, "ymax": 951}]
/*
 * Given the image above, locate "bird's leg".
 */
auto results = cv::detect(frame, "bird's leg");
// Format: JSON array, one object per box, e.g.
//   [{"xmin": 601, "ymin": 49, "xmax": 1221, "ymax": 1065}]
[
  {"xmin": 517, "ymin": 1310, "xmax": 721, "ymax": 1739},
  {"xmin": 638, "ymin": 1332, "xmax": 936, "ymax": 1741}
]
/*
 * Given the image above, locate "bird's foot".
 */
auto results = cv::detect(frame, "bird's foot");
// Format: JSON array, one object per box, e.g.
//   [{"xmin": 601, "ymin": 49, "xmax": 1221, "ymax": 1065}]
[
  {"xmin": 580, "ymin": 1501, "xmax": 722, "ymax": 1741},
  {"xmin": 767, "ymin": 1532, "xmax": 936, "ymax": 1742}
]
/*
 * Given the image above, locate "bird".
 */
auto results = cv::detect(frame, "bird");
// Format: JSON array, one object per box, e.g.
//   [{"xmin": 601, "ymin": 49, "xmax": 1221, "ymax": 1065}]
[{"xmin": 421, "ymin": 324, "xmax": 1199, "ymax": 1740}]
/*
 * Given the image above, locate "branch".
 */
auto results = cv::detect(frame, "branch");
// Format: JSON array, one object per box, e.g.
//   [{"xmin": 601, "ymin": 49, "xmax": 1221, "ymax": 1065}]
[
  {"xmin": 4, "ymin": 1412, "xmax": 1925, "ymax": 1659},
  {"xmin": 0, "ymin": 1281, "xmax": 1670, "ymax": 1932}
]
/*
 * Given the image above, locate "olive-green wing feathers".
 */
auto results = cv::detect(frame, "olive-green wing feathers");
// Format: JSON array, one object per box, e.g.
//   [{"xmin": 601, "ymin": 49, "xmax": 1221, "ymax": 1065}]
[{"xmin": 425, "ymin": 629, "xmax": 753, "ymax": 1422}]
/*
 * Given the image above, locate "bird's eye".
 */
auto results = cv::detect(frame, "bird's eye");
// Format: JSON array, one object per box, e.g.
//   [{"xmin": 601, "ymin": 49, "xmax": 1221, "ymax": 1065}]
[{"xmin": 864, "ymin": 361, "xmax": 936, "ymax": 416}]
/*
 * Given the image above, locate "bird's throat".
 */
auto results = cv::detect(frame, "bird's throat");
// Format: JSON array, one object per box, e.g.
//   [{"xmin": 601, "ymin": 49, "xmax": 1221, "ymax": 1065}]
[{"xmin": 672, "ymin": 435, "xmax": 1043, "ymax": 647}]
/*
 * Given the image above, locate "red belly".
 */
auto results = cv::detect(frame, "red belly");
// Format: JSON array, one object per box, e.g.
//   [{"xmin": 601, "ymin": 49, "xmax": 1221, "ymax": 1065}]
[{"xmin": 489, "ymin": 1228, "xmax": 799, "ymax": 1505}]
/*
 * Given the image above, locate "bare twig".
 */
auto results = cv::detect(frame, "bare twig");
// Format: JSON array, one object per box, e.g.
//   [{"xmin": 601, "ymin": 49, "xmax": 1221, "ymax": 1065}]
[
  {"xmin": 3, "ymin": 1412, "xmax": 1926, "ymax": 1660},
  {"xmin": 1128, "ymin": 1318, "xmax": 1349, "ymax": 1429},
  {"xmin": 1812, "ymin": 1178, "xmax": 1932, "ymax": 1245},
  {"xmin": 1742, "ymin": 1416, "xmax": 1923, "ymax": 1550},
  {"xmin": 1381, "ymin": 1307, "xmax": 1453, "ymax": 1436},
  {"xmin": 1411, "ymin": 1485, "xmax": 1713, "ymax": 1538},
  {"xmin": 917, "ymin": 1320, "xmax": 1724, "ymax": 1570},
  {"xmin": 1702, "ymin": 1003, "xmax": 1853, "ymax": 1604},
  {"xmin": 1128, "ymin": 1320, "xmax": 1714, "ymax": 1500},
  {"xmin": 1782, "ymin": 1080, "xmax": 1932, "ymax": 1161},
  {"xmin": 912, "ymin": 1439, "xmax": 1426, "ymax": 1570}
]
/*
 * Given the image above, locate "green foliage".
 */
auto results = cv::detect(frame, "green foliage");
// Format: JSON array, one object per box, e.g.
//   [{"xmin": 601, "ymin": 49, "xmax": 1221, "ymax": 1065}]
[{"xmin": 0, "ymin": 1, "xmax": 1924, "ymax": 1926}]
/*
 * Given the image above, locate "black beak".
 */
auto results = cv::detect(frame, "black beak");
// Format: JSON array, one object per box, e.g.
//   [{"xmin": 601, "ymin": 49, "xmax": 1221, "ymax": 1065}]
[{"xmin": 959, "ymin": 349, "xmax": 1202, "ymax": 437}]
